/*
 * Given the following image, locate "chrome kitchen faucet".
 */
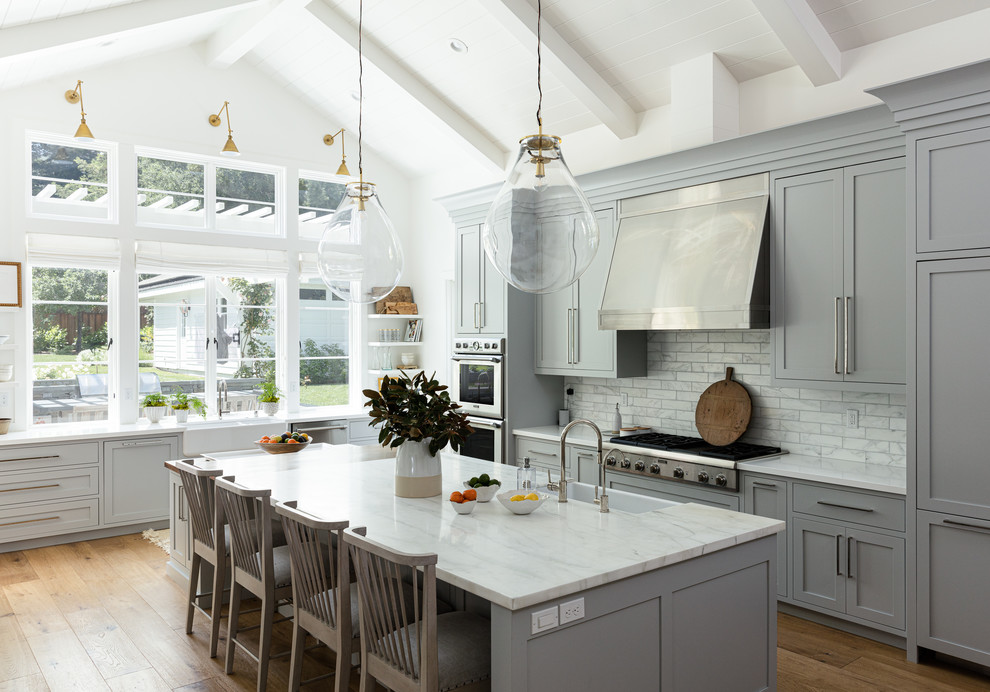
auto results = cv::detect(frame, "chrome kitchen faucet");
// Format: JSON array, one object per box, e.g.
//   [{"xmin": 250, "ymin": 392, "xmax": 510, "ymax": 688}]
[{"xmin": 558, "ymin": 419, "xmax": 609, "ymax": 513}]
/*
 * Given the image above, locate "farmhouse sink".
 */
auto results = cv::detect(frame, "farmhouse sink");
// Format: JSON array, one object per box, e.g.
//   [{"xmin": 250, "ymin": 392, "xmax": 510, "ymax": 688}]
[
  {"xmin": 563, "ymin": 481, "xmax": 680, "ymax": 514},
  {"xmin": 182, "ymin": 419, "xmax": 287, "ymax": 456}
]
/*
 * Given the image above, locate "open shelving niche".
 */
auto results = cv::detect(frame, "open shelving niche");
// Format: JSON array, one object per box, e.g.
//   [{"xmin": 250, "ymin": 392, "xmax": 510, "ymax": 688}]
[{"xmin": 366, "ymin": 314, "xmax": 424, "ymax": 378}]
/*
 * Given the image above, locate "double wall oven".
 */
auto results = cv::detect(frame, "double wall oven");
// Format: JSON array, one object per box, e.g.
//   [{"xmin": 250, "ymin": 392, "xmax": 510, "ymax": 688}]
[{"xmin": 451, "ymin": 338, "xmax": 506, "ymax": 464}]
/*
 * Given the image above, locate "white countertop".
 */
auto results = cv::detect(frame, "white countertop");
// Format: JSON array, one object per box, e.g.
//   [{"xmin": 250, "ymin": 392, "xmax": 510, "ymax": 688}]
[
  {"xmin": 0, "ymin": 408, "xmax": 370, "ymax": 447},
  {"xmin": 174, "ymin": 446, "xmax": 783, "ymax": 611},
  {"xmin": 513, "ymin": 426, "xmax": 907, "ymax": 495}
]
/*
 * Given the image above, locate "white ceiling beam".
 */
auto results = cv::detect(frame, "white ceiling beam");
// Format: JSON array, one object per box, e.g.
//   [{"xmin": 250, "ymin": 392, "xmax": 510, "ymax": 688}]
[
  {"xmin": 306, "ymin": 0, "xmax": 508, "ymax": 172},
  {"xmin": 749, "ymin": 0, "xmax": 841, "ymax": 85},
  {"xmin": 488, "ymin": 0, "xmax": 638, "ymax": 140},
  {"xmin": 206, "ymin": 0, "xmax": 313, "ymax": 68},
  {"xmin": 0, "ymin": 0, "xmax": 254, "ymax": 61}
]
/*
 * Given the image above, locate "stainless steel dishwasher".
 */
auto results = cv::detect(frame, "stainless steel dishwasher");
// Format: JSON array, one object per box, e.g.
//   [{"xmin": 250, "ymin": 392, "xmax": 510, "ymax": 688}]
[{"xmin": 291, "ymin": 419, "xmax": 349, "ymax": 445}]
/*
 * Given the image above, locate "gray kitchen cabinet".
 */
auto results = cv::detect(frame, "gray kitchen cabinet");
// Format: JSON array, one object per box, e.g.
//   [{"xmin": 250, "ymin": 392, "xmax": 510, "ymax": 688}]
[
  {"xmin": 568, "ymin": 444, "xmax": 600, "ymax": 485},
  {"xmin": 792, "ymin": 518, "xmax": 905, "ymax": 631},
  {"xmin": 609, "ymin": 475, "xmax": 741, "ymax": 512},
  {"xmin": 535, "ymin": 209, "xmax": 647, "ymax": 378},
  {"xmin": 917, "ymin": 257, "xmax": 990, "ymax": 521},
  {"xmin": 916, "ymin": 127, "xmax": 990, "ymax": 253},
  {"xmin": 743, "ymin": 474, "xmax": 789, "ymax": 597},
  {"xmin": 455, "ymin": 223, "xmax": 504, "ymax": 336},
  {"xmin": 773, "ymin": 159, "xmax": 906, "ymax": 389},
  {"xmin": 515, "ymin": 436, "xmax": 568, "ymax": 480},
  {"xmin": 103, "ymin": 436, "xmax": 178, "ymax": 525},
  {"xmin": 917, "ymin": 510, "xmax": 990, "ymax": 667},
  {"xmin": 168, "ymin": 470, "xmax": 191, "ymax": 572}
]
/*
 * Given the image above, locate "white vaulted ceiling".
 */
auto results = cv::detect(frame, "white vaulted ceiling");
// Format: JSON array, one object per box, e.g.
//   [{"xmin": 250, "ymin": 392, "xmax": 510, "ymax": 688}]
[{"xmin": 2, "ymin": 0, "xmax": 990, "ymax": 175}]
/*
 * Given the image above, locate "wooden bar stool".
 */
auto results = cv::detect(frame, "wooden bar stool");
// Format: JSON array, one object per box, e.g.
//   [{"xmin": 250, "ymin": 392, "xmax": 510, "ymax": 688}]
[
  {"xmin": 343, "ymin": 526, "xmax": 491, "ymax": 692},
  {"xmin": 275, "ymin": 500, "xmax": 355, "ymax": 692},
  {"xmin": 215, "ymin": 475, "xmax": 293, "ymax": 692},
  {"xmin": 173, "ymin": 459, "xmax": 227, "ymax": 658}
]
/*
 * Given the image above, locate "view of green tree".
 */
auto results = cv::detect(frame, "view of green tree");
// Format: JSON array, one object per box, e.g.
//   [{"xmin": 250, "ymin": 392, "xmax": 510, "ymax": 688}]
[
  {"xmin": 225, "ymin": 277, "xmax": 275, "ymax": 381},
  {"xmin": 217, "ymin": 167, "xmax": 275, "ymax": 203},
  {"xmin": 31, "ymin": 142, "xmax": 107, "ymax": 202},
  {"xmin": 137, "ymin": 157, "xmax": 203, "ymax": 206},
  {"xmin": 299, "ymin": 177, "xmax": 346, "ymax": 211},
  {"xmin": 32, "ymin": 268, "xmax": 108, "ymax": 353}
]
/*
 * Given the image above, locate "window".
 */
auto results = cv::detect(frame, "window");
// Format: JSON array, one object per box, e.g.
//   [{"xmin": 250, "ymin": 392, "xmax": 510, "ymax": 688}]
[
  {"xmin": 30, "ymin": 136, "xmax": 113, "ymax": 221},
  {"xmin": 136, "ymin": 155, "xmax": 206, "ymax": 228},
  {"xmin": 299, "ymin": 276, "xmax": 349, "ymax": 407},
  {"xmin": 298, "ymin": 173, "xmax": 346, "ymax": 239},
  {"xmin": 134, "ymin": 149, "xmax": 281, "ymax": 235},
  {"xmin": 31, "ymin": 267, "xmax": 111, "ymax": 424},
  {"xmin": 138, "ymin": 273, "xmax": 278, "ymax": 417}
]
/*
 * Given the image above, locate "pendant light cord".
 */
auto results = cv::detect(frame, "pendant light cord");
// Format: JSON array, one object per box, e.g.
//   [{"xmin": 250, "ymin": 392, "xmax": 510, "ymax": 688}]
[
  {"xmin": 536, "ymin": 0, "xmax": 542, "ymax": 128},
  {"xmin": 358, "ymin": 0, "xmax": 364, "ymax": 180}
]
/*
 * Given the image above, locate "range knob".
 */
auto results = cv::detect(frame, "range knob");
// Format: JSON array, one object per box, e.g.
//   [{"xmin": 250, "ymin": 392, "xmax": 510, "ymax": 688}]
[
  {"xmin": 715, "ymin": 474, "xmax": 728, "ymax": 487},
  {"xmin": 649, "ymin": 463, "xmax": 661, "ymax": 475},
  {"xmin": 697, "ymin": 471, "xmax": 710, "ymax": 484},
  {"xmin": 605, "ymin": 454, "xmax": 618, "ymax": 467},
  {"xmin": 634, "ymin": 460, "xmax": 646, "ymax": 472},
  {"xmin": 472, "ymin": 341, "xmax": 481, "ymax": 351},
  {"xmin": 673, "ymin": 467, "xmax": 685, "ymax": 479},
  {"xmin": 455, "ymin": 342, "xmax": 462, "ymax": 349},
  {"xmin": 620, "ymin": 458, "xmax": 631, "ymax": 469}
]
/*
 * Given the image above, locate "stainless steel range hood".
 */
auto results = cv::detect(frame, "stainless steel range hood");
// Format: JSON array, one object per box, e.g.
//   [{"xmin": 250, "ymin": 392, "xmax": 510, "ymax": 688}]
[{"xmin": 599, "ymin": 173, "xmax": 770, "ymax": 330}]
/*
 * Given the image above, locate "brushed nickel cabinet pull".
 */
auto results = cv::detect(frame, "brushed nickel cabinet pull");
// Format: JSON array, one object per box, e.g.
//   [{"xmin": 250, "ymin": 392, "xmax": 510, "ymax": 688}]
[
  {"xmin": 847, "ymin": 537, "xmax": 856, "ymax": 579},
  {"xmin": 528, "ymin": 450, "xmax": 557, "ymax": 458},
  {"xmin": 844, "ymin": 296, "xmax": 851, "ymax": 375},
  {"xmin": 0, "ymin": 483, "xmax": 60, "ymax": 493},
  {"xmin": 178, "ymin": 485, "xmax": 187, "ymax": 522},
  {"xmin": 122, "ymin": 439, "xmax": 165, "ymax": 447},
  {"xmin": 752, "ymin": 481, "xmax": 777, "ymax": 488},
  {"xmin": 836, "ymin": 534, "xmax": 842, "ymax": 575},
  {"xmin": 818, "ymin": 500, "xmax": 874, "ymax": 512},
  {"xmin": 573, "ymin": 307, "xmax": 580, "ymax": 363},
  {"xmin": 834, "ymin": 297, "xmax": 841, "ymax": 374},
  {"xmin": 943, "ymin": 519, "xmax": 990, "ymax": 533},
  {"xmin": 0, "ymin": 455, "xmax": 61, "ymax": 464},
  {"xmin": 567, "ymin": 309, "xmax": 573, "ymax": 363},
  {"xmin": 0, "ymin": 515, "xmax": 60, "ymax": 528}
]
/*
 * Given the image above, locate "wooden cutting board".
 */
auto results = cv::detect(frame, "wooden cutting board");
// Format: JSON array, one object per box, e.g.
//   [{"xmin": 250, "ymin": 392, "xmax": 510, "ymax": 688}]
[{"xmin": 695, "ymin": 367, "xmax": 752, "ymax": 446}]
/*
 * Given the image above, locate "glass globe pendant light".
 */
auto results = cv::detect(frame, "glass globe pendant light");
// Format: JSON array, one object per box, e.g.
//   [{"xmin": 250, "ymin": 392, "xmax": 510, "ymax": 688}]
[
  {"xmin": 482, "ymin": 0, "xmax": 598, "ymax": 295},
  {"xmin": 317, "ymin": 0, "xmax": 403, "ymax": 304}
]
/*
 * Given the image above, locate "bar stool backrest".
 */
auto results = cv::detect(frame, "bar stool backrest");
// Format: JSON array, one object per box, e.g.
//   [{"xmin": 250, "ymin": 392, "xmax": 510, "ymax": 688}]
[
  {"xmin": 174, "ymin": 459, "xmax": 224, "ymax": 552},
  {"xmin": 215, "ymin": 475, "xmax": 273, "ymax": 584}
]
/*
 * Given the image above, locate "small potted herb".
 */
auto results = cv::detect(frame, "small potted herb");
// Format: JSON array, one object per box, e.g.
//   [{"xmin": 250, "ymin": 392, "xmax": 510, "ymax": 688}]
[
  {"xmin": 141, "ymin": 392, "xmax": 169, "ymax": 424},
  {"xmin": 364, "ymin": 371, "xmax": 474, "ymax": 497},
  {"xmin": 170, "ymin": 388, "xmax": 207, "ymax": 423},
  {"xmin": 258, "ymin": 380, "xmax": 281, "ymax": 417}
]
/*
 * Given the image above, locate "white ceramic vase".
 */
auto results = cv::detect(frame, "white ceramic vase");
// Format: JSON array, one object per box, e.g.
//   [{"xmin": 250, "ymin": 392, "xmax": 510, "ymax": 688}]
[
  {"xmin": 394, "ymin": 438, "xmax": 442, "ymax": 498},
  {"xmin": 260, "ymin": 401, "xmax": 280, "ymax": 416},
  {"xmin": 145, "ymin": 406, "xmax": 167, "ymax": 424},
  {"xmin": 173, "ymin": 408, "xmax": 189, "ymax": 424}
]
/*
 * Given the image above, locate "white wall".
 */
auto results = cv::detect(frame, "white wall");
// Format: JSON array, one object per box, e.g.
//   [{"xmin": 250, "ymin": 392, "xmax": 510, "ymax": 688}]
[{"xmin": 0, "ymin": 44, "xmax": 414, "ymax": 427}]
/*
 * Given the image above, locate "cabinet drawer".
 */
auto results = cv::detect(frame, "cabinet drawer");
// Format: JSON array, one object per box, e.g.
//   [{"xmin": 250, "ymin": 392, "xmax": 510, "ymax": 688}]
[
  {"xmin": 0, "ymin": 442, "xmax": 99, "ymax": 473},
  {"xmin": 516, "ymin": 439, "xmax": 563, "ymax": 468},
  {"xmin": 792, "ymin": 483, "xmax": 904, "ymax": 532},
  {"xmin": 0, "ymin": 498, "xmax": 99, "ymax": 543},
  {"xmin": 0, "ymin": 467, "xmax": 99, "ymax": 505},
  {"xmin": 348, "ymin": 418, "xmax": 378, "ymax": 443}
]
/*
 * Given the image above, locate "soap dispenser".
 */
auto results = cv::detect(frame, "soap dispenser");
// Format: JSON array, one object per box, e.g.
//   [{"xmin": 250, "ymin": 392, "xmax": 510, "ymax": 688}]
[
  {"xmin": 517, "ymin": 457, "xmax": 535, "ymax": 490},
  {"xmin": 613, "ymin": 403, "xmax": 622, "ymax": 433}
]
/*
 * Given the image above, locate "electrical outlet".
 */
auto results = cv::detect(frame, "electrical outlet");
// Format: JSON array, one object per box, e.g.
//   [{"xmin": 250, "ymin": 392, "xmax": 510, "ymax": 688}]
[
  {"xmin": 0, "ymin": 392, "xmax": 8, "ymax": 408},
  {"xmin": 846, "ymin": 409, "xmax": 859, "ymax": 428},
  {"xmin": 559, "ymin": 597, "xmax": 585, "ymax": 624},
  {"xmin": 531, "ymin": 606, "xmax": 558, "ymax": 634},
  {"xmin": 620, "ymin": 392, "xmax": 629, "ymax": 406}
]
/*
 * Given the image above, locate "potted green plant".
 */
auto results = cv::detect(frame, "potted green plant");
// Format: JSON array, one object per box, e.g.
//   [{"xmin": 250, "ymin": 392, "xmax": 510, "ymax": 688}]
[
  {"xmin": 258, "ymin": 380, "xmax": 281, "ymax": 417},
  {"xmin": 364, "ymin": 371, "xmax": 474, "ymax": 498},
  {"xmin": 170, "ymin": 388, "xmax": 207, "ymax": 423},
  {"xmin": 141, "ymin": 392, "xmax": 169, "ymax": 424}
]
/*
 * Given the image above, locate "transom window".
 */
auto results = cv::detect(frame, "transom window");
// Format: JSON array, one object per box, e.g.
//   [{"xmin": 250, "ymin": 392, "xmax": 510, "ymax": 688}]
[
  {"xmin": 29, "ymin": 135, "xmax": 114, "ymax": 221},
  {"xmin": 298, "ymin": 173, "xmax": 346, "ymax": 239}
]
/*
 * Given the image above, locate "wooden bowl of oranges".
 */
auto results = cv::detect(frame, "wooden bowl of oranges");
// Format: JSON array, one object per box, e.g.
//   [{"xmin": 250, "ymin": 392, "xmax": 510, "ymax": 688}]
[
  {"xmin": 255, "ymin": 432, "xmax": 311, "ymax": 454},
  {"xmin": 449, "ymin": 488, "xmax": 478, "ymax": 515}
]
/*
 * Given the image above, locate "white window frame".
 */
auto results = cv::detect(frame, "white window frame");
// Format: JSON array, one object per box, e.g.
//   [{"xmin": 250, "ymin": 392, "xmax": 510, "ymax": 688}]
[
  {"xmin": 297, "ymin": 169, "xmax": 348, "ymax": 239},
  {"xmin": 26, "ymin": 131, "xmax": 118, "ymax": 225},
  {"xmin": 134, "ymin": 146, "xmax": 285, "ymax": 237}
]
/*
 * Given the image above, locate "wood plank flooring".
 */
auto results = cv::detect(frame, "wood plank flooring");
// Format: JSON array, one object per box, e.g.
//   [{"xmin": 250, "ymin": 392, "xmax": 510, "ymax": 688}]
[{"xmin": 0, "ymin": 534, "xmax": 987, "ymax": 691}]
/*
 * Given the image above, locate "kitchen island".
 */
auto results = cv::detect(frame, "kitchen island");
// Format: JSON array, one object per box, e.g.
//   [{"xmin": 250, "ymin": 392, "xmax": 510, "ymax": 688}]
[{"xmin": 167, "ymin": 445, "xmax": 784, "ymax": 691}]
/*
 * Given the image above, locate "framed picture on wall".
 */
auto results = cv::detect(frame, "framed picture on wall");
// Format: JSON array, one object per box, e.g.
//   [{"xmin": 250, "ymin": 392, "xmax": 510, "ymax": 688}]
[{"xmin": 0, "ymin": 262, "xmax": 22, "ymax": 307}]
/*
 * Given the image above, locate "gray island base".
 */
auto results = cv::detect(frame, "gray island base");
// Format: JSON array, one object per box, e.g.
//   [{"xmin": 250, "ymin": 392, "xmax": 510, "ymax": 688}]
[{"xmin": 166, "ymin": 445, "xmax": 783, "ymax": 691}]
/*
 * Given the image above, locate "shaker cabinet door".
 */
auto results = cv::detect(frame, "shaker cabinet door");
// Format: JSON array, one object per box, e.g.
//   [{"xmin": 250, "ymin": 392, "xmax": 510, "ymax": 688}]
[
  {"xmin": 844, "ymin": 528, "xmax": 904, "ymax": 630},
  {"xmin": 743, "ymin": 475, "xmax": 789, "ymax": 598},
  {"xmin": 104, "ymin": 437, "xmax": 178, "ymax": 525},
  {"xmin": 792, "ymin": 517, "xmax": 845, "ymax": 614},
  {"xmin": 456, "ymin": 225, "xmax": 482, "ymax": 335}
]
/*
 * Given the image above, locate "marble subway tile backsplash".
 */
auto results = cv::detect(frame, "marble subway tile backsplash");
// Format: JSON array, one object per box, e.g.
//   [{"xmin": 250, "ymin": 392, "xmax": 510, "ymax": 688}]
[{"xmin": 564, "ymin": 330, "xmax": 907, "ymax": 467}]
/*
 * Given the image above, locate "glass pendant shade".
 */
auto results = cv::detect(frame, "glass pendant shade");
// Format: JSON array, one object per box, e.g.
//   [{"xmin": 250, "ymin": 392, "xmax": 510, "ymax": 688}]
[
  {"xmin": 482, "ymin": 134, "xmax": 598, "ymax": 294},
  {"xmin": 317, "ymin": 181, "xmax": 403, "ymax": 304}
]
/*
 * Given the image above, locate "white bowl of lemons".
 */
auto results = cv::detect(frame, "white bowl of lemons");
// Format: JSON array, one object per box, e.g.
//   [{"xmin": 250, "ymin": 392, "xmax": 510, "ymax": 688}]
[{"xmin": 496, "ymin": 489, "xmax": 548, "ymax": 515}]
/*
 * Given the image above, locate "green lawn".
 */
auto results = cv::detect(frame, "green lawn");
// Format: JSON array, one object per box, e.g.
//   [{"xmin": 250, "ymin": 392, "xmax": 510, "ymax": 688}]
[{"xmin": 299, "ymin": 384, "xmax": 349, "ymax": 406}]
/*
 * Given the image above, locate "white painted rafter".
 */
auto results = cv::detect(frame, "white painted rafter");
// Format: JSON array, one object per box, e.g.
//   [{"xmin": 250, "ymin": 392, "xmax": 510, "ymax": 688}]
[
  {"xmin": 306, "ymin": 0, "xmax": 508, "ymax": 172},
  {"xmin": 0, "ymin": 0, "xmax": 254, "ymax": 62},
  {"xmin": 206, "ymin": 0, "xmax": 313, "ymax": 68},
  {"xmin": 749, "ymin": 0, "xmax": 841, "ymax": 85},
  {"xmin": 487, "ymin": 0, "xmax": 638, "ymax": 140}
]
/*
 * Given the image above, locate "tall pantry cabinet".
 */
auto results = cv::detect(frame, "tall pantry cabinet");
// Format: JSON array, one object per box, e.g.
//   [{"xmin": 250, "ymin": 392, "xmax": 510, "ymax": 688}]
[{"xmin": 870, "ymin": 60, "xmax": 990, "ymax": 668}]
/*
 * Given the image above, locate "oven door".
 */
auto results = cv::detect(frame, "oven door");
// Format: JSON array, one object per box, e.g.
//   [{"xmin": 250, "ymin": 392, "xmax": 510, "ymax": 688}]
[
  {"xmin": 459, "ymin": 416, "xmax": 504, "ymax": 465},
  {"xmin": 451, "ymin": 355, "xmax": 503, "ymax": 418}
]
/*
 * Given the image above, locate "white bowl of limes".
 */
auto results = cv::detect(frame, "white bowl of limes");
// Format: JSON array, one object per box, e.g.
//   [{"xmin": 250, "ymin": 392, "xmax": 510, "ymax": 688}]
[
  {"xmin": 496, "ymin": 489, "xmax": 548, "ymax": 515},
  {"xmin": 464, "ymin": 478, "xmax": 501, "ymax": 503}
]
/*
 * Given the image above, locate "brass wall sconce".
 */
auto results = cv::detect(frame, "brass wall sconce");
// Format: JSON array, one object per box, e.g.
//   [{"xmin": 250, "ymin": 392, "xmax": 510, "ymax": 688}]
[
  {"xmin": 208, "ymin": 101, "xmax": 240, "ymax": 157},
  {"xmin": 64, "ymin": 80, "xmax": 94, "ymax": 141},
  {"xmin": 323, "ymin": 128, "xmax": 350, "ymax": 176}
]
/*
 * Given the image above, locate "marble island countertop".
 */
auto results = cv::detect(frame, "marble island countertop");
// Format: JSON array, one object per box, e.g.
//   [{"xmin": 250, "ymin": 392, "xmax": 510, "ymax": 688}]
[
  {"xmin": 513, "ymin": 425, "xmax": 906, "ymax": 495},
  {"xmin": 170, "ymin": 446, "xmax": 783, "ymax": 611}
]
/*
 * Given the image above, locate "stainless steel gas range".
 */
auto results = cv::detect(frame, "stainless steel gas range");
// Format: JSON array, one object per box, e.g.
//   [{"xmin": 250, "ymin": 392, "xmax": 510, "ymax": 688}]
[{"xmin": 602, "ymin": 432, "xmax": 786, "ymax": 492}]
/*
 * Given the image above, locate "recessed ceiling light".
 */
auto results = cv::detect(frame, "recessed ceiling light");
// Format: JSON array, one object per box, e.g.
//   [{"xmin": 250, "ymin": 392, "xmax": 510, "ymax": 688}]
[{"xmin": 448, "ymin": 38, "xmax": 469, "ymax": 54}]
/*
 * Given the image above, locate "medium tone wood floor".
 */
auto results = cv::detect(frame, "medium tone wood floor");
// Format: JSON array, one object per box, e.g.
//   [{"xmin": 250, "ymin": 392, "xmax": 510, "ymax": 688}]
[{"xmin": 0, "ymin": 534, "xmax": 988, "ymax": 691}]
